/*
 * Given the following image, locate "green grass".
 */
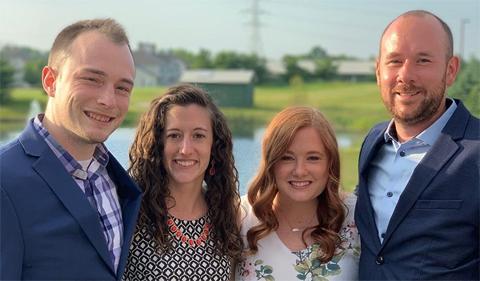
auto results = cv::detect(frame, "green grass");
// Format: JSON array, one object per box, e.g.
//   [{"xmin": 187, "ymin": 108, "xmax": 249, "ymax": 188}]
[
  {"xmin": 0, "ymin": 88, "xmax": 47, "ymax": 120},
  {"xmin": 0, "ymin": 88, "xmax": 48, "ymax": 130},
  {"xmin": 340, "ymin": 147, "xmax": 360, "ymax": 192},
  {"xmin": 0, "ymin": 82, "xmax": 389, "ymax": 191},
  {"xmin": 0, "ymin": 82, "xmax": 388, "ymax": 132},
  {"xmin": 124, "ymin": 87, "xmax": 167, "ymax": 126},
  {"xmin": 253, "ymin": 81, "xmax": 389, "ymax": 132}
]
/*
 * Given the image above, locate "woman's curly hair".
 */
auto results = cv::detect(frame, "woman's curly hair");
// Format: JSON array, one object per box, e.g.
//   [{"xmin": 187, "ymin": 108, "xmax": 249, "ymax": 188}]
[
  {"xmin": 128, "ymin": 84, "xmax": 243, "ymax": 260},
  {"xmin": 246, "ymin": 106, "xmax": 345, "ymax": 263}
]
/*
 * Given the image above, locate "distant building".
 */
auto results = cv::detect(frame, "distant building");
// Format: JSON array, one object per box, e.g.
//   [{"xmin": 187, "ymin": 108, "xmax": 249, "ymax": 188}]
[
  {"xmin": 7, "ymin": 57, "xmax": 29, "ymax": 87},
  {"xmin": 180, "ymin": 69, "xmax": 255, "ymax": 107},
  {"xmin": 266, "ymin": 60, "xmax": 286, "ymax": 76},
  {"xmin": 297, "ymin": 59, "xmax": 317, "ymax": 74},
  {"xmin": 265, "ymin": 58, "xmax": 376, "ymax": 82},
  {"xmin": 133, "ymin": 43, "xmax": 185, "ymax": 86},
  {"xmin": 0, "ymin": 45, "xmax": 45, "ymax": 87},
  {"xmin": 266, "ymin": 59, "xmax": 317, "ymax": 76},
  {"xmin": 335, "ymin": 60, "xmax": 376, "ymax": 82}
]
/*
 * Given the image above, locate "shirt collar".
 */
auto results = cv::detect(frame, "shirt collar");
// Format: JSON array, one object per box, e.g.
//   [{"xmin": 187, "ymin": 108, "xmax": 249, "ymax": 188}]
[
  {"xmin": 383, "ymin": 98, "xmax": 457, "ymax": 145},
  {"xmin": 33, "ymin": 114, "xmax": 110, "ymax": 168},
  {"xmin": 383, "ymin": 119, "xmax": 396, "ymax": 143}
]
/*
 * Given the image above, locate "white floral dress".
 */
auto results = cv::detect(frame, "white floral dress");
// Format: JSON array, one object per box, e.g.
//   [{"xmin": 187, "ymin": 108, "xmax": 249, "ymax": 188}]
[{"xmin": 236, "ymin": 194, "xmax": 360, "ymax": 281}]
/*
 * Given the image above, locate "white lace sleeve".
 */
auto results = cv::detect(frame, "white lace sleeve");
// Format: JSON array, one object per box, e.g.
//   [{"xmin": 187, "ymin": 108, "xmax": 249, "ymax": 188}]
[{"xmin": 342, "ymin": 193, "xmax": 361, "ymax": 257}]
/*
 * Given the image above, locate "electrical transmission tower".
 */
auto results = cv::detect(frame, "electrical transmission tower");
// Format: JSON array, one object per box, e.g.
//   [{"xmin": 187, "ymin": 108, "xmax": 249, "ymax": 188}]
[
  {"xmin": 459, "ymin": 18, "xmax": 470, "ymax": 59},
  {"xmin": 246, "ymin": 0, "xmax": 264, "ymax": 56}
]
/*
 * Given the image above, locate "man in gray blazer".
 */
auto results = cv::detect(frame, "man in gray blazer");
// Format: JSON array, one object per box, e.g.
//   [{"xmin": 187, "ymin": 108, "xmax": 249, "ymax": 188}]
[
  {"xmin": 1, "ymin": 19, "xmax": 142, "ymax": 280},
  {"xmin": 355, "ymin": 10, "xmax": 479, "ymax": 280}
]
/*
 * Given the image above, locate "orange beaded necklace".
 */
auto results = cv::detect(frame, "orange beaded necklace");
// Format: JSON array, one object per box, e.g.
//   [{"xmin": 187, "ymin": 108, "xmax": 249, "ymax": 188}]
[{"xmin": 167, "ymin": 217, "xmax": 211, "ymax": 247}]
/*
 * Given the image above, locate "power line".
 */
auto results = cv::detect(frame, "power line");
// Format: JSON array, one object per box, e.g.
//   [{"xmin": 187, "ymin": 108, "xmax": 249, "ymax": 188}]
[
  {"xmin": 244, "ymin": 0, "xmax": 265, "ymax": 56},
  {"xmin": 459, "ymin": 18, "xmax": 470, "ymax": 59}
]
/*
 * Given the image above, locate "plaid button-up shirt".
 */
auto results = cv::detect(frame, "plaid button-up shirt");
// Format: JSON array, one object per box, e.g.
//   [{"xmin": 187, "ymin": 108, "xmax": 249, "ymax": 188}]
[{"xmin": 33, "ymin": 115, "xmax": 124, "ymax": 272}]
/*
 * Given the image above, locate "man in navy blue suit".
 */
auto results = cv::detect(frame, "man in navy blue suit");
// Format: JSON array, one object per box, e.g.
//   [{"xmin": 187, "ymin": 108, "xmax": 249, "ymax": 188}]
[
  {"xmin": 1, "ymin": 19, "xmax": 142, "ymax": 280},
  {"xmin": 355, "ymin": 10, "xmax": 479, "ymax": 280}
]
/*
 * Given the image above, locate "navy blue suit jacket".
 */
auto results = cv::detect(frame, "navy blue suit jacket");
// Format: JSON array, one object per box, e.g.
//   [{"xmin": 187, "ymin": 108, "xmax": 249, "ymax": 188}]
[
  {"xmin": 355, "ymin": 100, "xmax": 479, "ymax": 280},
  {"xmin": 0, "ymin": 120, "xmax": 142, "ymax": 280}
]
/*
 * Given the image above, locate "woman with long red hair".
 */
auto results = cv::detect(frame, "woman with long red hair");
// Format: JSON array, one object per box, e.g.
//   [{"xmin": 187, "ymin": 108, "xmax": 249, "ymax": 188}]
[{"xmin": 237, "ymin": 106, "xmax": 359, "ymax": 280}]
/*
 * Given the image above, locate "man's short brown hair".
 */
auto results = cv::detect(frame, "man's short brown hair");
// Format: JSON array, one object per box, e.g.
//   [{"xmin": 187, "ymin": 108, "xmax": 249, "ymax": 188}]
[{"xmin": 48, "ymin": 18, "xmax": 132, "ymax": 69}]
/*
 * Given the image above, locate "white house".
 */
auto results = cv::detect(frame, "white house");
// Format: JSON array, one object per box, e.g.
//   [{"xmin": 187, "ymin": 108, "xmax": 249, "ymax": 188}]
[{"xmin": 133, "ymin": 43, "xmax": 186, "ymax": 87}]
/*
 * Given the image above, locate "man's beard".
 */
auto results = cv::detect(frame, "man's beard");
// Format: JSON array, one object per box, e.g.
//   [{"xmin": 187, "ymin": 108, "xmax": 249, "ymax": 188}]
[{"xmin": 385, "ymin": 77, "xmax": 446, "ymax": 125}]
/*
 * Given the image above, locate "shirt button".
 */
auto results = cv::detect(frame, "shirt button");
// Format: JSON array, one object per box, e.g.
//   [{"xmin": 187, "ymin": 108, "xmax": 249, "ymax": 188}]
[
  {"xmin": 387, "ymin": 192, "xmax": 393, "ymax": 197},
  {"xmin": 399, "ymin": 151, "xmax": 406, "ymax": 157},
  {"xmin": 376, "ymin": 256, "xmax": 384, "ymax": 265},
  {"xmin": 381, "ymin": 233, "xmax": 386, "ymax": 238}
]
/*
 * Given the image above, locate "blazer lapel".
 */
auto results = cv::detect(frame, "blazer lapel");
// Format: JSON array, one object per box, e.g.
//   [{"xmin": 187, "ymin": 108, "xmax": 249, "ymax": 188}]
[
  {"xmin": 358, "ymin": 124, "xmax": 388, "ymax": 249},
  {"xmin": 359, "ymin": 125, "xmax": 387, "ymax": 175},
  {"xmin": 106, "ymin": 155, "xmax": 142, "ymax": 278},
  {"xmin": 381, "ymin": 136, "xmax": 458, "ymax": 247},
  {"xmin": 31, "ymin": 147, "xmax": 115, "ymax": 274},
  {"xmin": 381, "ymin": 100, "xmax": 468, "ymax": 248}
]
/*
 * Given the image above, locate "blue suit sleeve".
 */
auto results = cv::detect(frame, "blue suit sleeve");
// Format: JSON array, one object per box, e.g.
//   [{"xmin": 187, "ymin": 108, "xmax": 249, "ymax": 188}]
[{"xmin": 1, "ymin": 186, "xmax": 24, "ymax": 280}]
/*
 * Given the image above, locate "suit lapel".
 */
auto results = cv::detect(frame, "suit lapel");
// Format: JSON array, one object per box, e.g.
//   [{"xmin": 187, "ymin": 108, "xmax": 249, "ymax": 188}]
[
  {"xmin": 381, "ymin": 100, "xmax": 468, "ymax": 248},
  {"xmin": 359, "ymin": 125, "xmax": 387, "ymax": 175},
  {"xmin": 19, "ymin": 122, "xmax": 116, "ymax": 274},
  {"xmin": 358, "ymin": 124, "xmax": 388, "ymax": 249},
  {"xmin": 381, "ymin": 135, "xmax": 458, "ymax": 247},
  {"xmin": 106, "ymin": 155, "xmax": 142, "ymax": 277}
]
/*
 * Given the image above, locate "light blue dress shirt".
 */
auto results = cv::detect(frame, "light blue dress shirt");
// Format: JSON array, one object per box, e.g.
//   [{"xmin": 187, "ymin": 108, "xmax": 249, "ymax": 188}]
[{"xmin": 367, "ymin": 99, "xmax": 457, "ymax": 243}]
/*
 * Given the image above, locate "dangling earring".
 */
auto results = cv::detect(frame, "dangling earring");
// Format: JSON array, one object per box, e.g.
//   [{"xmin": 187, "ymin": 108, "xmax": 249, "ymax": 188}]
[{"xmin": 209, "ymin": 159, "xmax": 216, "ymax": 176}]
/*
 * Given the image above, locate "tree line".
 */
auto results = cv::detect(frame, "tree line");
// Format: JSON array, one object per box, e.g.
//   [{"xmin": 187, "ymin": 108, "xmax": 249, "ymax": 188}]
[
  {"xmin": 167, "ymin": 46, "xmax": 354, "ymax": 84},
  {"xmin": 1, "ymin": 45, "xmax": 478, "ymax": 117},
  {"xmin": 448, "ymin": 57, "xmax": 480, "ymax": 116},
  {"xmin": 0, "ymin": 45, "xmax": 359, "ymax": 89}
]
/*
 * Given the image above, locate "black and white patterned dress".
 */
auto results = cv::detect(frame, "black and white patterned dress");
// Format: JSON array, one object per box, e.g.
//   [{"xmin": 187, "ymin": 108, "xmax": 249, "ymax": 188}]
[{"xmin": 123, "ymin": 215, "xmax": 232, "ymax": 281}]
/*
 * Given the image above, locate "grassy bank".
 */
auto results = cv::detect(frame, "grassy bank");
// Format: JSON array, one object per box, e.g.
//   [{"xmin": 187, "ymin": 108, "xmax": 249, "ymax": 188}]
[
  {"xmin": 0, "ymin": 82, "xmax": 387, "ymax": 131},
  {"xmin": 0, "ymin": 88, "xmax": 48, "ymax": 130},
  {"xmin": 227, "ymin": 81, "xmax": 388, "ymax": 132},
  {"xmin": 0, "ymin": 82, "xmax": 388, "ymax": 190}
]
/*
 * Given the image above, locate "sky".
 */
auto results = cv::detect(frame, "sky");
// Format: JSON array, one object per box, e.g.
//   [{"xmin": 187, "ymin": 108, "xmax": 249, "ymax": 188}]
[{"xmin": 0, "ymin": 0, "xmax": 478, "ymax": 60}]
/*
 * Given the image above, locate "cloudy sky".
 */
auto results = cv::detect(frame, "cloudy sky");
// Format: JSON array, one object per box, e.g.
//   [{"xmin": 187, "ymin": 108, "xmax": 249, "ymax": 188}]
[{"xmin": 1, "ymin": 0, "xmax": 478, "ymax": 60}]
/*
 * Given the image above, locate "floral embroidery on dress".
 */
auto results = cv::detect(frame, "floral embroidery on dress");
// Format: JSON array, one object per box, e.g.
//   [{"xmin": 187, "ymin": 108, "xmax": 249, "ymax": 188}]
[
  {"xmin": 293, "ymin": 244, "xmax": 343, "ymax": 281},
  {"xmin": 238, "ymin": 259, "xmax": 275, "ymax": 281},
  {"xmin": 340, "ymin": 221, "xmax": 361, "ymax": 257},
  {"xmin": 237, "ymin": 194, "xmax": 360, "ymax": 281},
  {"xmin": 293, "ymin": 222, "xmax": 360, "ymax": 281}
]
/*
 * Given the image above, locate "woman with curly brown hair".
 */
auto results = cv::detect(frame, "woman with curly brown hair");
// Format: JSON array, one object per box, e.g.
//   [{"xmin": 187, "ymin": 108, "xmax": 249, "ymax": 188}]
[
  {"xmin": 236, "ymin": 106, "xmax": 360, "ymax": 281},
  {"xmin": 123, "ymin": 85, "xmax": 243, "ymax": 281}
]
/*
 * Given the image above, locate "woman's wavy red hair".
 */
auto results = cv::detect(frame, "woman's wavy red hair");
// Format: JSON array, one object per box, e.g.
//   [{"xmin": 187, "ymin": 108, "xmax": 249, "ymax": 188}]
[{"xmin": 246, "ymin": 106, "xmax": 345, "ymax": 263}]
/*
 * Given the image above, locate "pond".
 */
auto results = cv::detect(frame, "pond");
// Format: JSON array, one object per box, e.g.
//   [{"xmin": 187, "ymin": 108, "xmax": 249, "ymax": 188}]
[{"xmin": 0, "ymin": 125, "xmax": 356, "ymax": 195}]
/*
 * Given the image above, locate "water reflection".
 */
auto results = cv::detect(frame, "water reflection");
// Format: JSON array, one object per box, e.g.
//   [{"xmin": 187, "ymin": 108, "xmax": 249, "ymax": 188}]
[
  {"xmin": 104, "ymin": 127, "xmax": 265, "ymax": 195},
  {"xmin": 27, "ymin": 100, "xmax": 42, "ymax": 124},
  {"xmin": 0, "ymin": 126, "xmax": 355, "ymax": 195},
  {"xmin": 0, "ymin": 129, "xmax": 22, "ymax": 145}
]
